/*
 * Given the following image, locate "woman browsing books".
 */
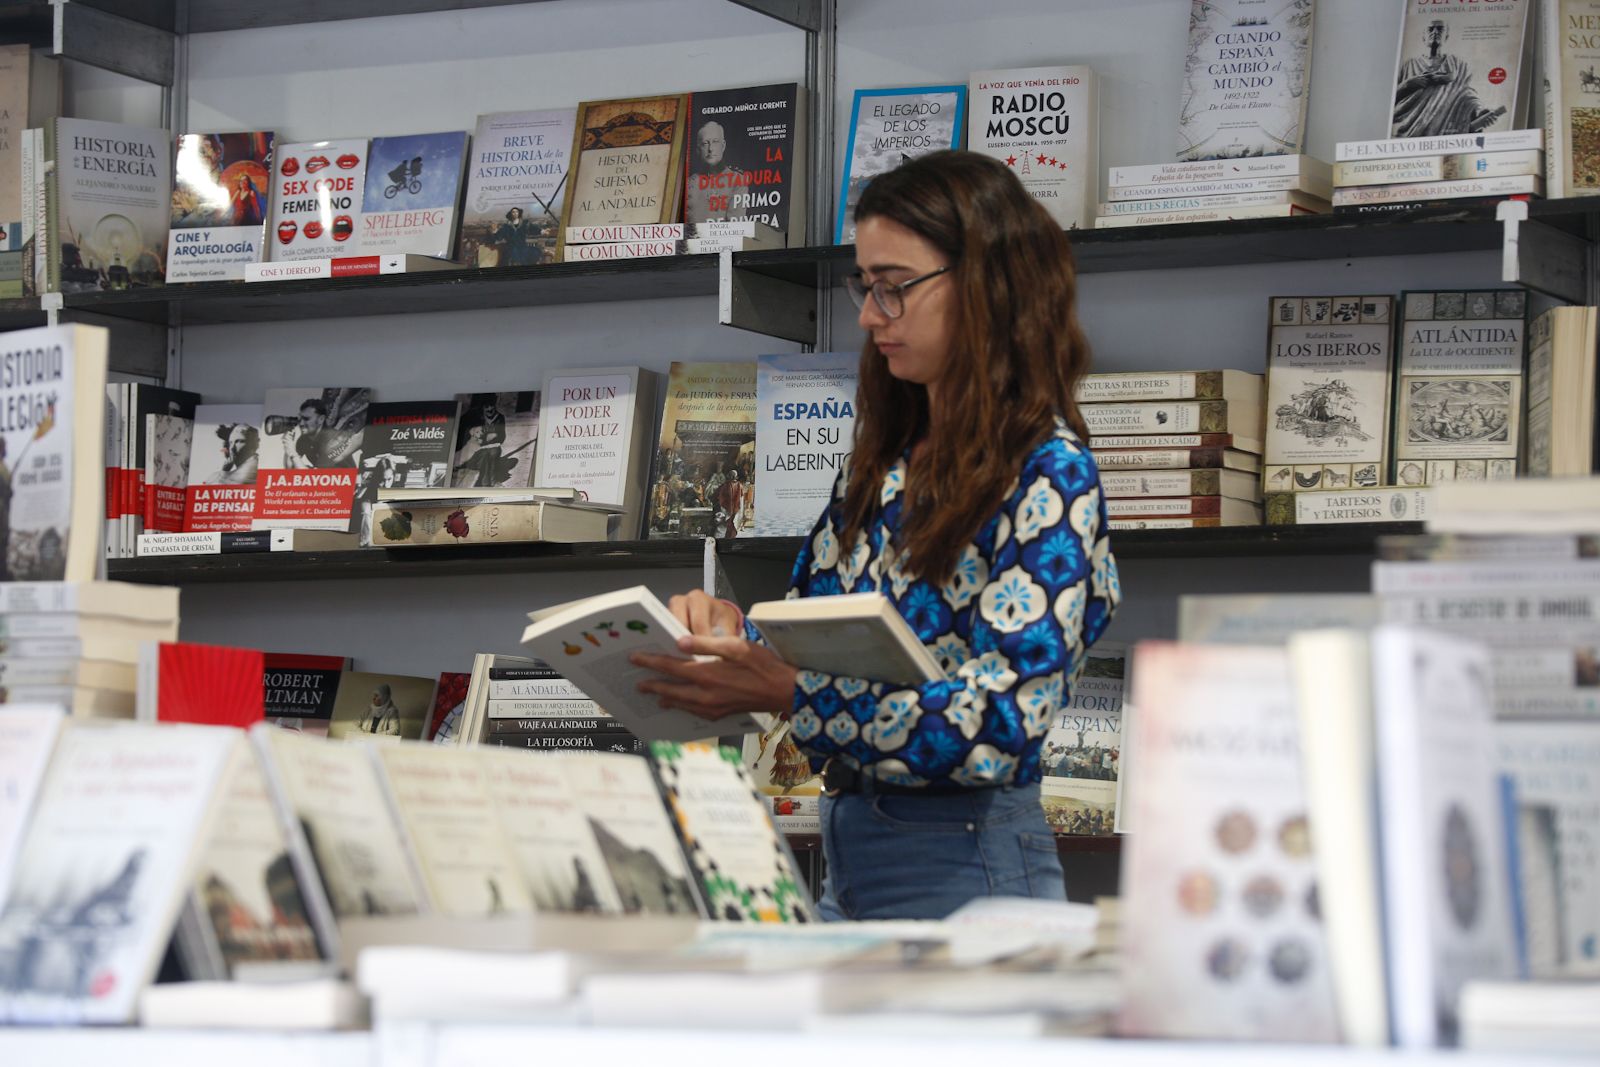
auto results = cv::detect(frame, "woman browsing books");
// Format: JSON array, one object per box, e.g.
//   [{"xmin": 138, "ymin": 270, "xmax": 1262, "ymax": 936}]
[{"xmin": 633, "ymin": 151, "xmax": 1120, "ymax": 920}]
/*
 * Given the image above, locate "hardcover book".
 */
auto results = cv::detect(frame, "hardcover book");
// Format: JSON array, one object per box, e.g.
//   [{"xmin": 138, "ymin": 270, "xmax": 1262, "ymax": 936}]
[
  {"xmin": 45, "ymin": 118, "xmax": 170, "ymax": 292},
  {"xmin": 368, "ymin": 498, "xmax": 607, "ymax": 547},
  {"xmin": 1390, "ymin": 0, "xmax": 1532, "ymax": 139},
  {"xmin": 182, "ymin": 404, "xmax": 262, "ymax": 533},
  {"xmin": 1265, "ymin": 486, "xmax": 1432, "ymax": 525},
  {"xmin": 647, "ymin": 361, "xmax": 757, "ymax": 539},
  {"xmin": 1178, "ymin": 0, "xmax": 1315, "ymax": 160},
  {"xmin": 252, "ymin": 387, "xmax": 370, "ymax": 532},
  {"xmin": 1077, "ymin": 369, "xmax": 1261, "ymax": 404},
  {"xmin": 1542, "ymin": 0, "xmax": 1600, "ymax": 198},
  {"xmin": 1080, "ymin": 400, "xmax": 1263, "ymax": 455},
  {"xmin": 450, "ymin": 390, "xmax": 539, "ymax": 489},
  {"xmin": 536, "ymin": 365, "xmax": 659, "ymax": 539},
  {"xmin": 267, "ymin": 138, "xmax": 368, "ymax": 261},
  {"xmin": 754, "ymin": 352, "xmax": 858, "ymax": 537},
  {"xmin": 359, "ymin": 130, "xmax": 471, "ymax": 259},
  {"xmin": 1040, "ymin": 643, "xmax": 1124, "ymax": 837},
  {"xmin": 651, "ymin": 741, "xmax": 814, "ymax": 923},
  {"xmin": 1393, "ymin": 289, "xmax": 1527, "ymax": 485},
  {"xmin": 684, "ymin": 83, "xmax": 802, "ymax": 243},
  {"xmin": 325, "ymin": 671, "xmax": 437, "ymax": 742},
  {"xmin": 0, "ymin": 707, "xmax": 63, "ymax": 911},
  {"xmin": 1262, "ymin": 295, "xmax": 1395, "ymax": 494},
  {"xmin": 967, "ymin": 65, "xmax": 1098, "ymax": 229},
  {"xmin": 460, "ymin": 109, "xmax": 574, "ymax": 268},
  {"xmin": 561, "ymin": 94, "xmax": 689, "ymax": 240},
  {"xmin": 836, "ymin": 85, "xmax": 967, "ymax": 244},
  {"xmin": 167, "ymin": 131, "xmax": 274, "ymax": 282}
]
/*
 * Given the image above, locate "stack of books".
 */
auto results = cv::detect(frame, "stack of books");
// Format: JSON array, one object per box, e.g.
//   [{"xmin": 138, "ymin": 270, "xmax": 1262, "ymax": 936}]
[
  {"xmin": 0, "ymin": 581, "xmax": 179, "ymax": 716},
  {"xmin": 560, "ymin": 220, "xmax": 784, "ymax": 262},
  {"xmin": 1331, "ymin": 130, "xmax": 1544, "ymax": 215},
  {"xmin": 1095, "ymin": 156, "xmax": 1330, "ymax": 229},
  {"xmin": 453, "ymin": 654, "xmax": 640, "ymax": 753},
  {"xmin": 1079, "ymin": 370, "xmax": 1264, "ymax": 529}
]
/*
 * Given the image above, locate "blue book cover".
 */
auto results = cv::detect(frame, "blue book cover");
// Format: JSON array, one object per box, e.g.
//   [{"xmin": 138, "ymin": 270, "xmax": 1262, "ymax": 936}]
[
  {"xmin": 359, "ymin": 130, "xmax": 472, "ymax": 259},
  {"xmin": 835, "ymin": 85, "xmax": 966, "ymax": 244}
]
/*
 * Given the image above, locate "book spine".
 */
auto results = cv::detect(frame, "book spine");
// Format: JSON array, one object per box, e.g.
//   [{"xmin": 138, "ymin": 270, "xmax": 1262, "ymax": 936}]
[
  {"xmin": 1334, "ymin": 129, "xmax": 1544, "ymax": 162},
  {"xmin": 1077, "ymin": 371, "xmax": 1206, "ymax": 402},
  {"xmin": 1331, "ymin": 174, "xmax": 1542, "ymax": 206},
  {"xmin": 1440, "ymin": 149, "xmax": 1543, "ymax": 181},
  {"xmin": 1081, "ymin": 400, "xmax": 1228, "ymax": 436},
  {"xmin": 1100, "ymin": 470, "xmax": 1222, "ymax": 498},
  {"xmin": 1090, "ymin": 432, "xmax": 1235, "ymax": 449},
  {"xmin": 1094, "ymin": 204, "xmax": 1318, "ymax": 227},
  {"xmin": 1332, "ymin": 157, "xmax": 1445, "ymax": 186},
  {"xmin": 564, "ymin": 223, "xmax": 685, "ymax": 243},
  {"xmin": 1263, "ymin": 487, "xmax": 1432, "ymax": 525},
  {"xmin": 483, "ymin": 731, "xmax": 646, "ymax": 753},
  {"xmin": 1108, "ymin": 155, "xmax": 1325, "ymax": 187},
  {"xmin": 369, "ymin": 502, "xmax": 549, "ymax": 546},
  {"xmin": 136, "ymin": 531, "xmax": 280, "ymax": 556},
  {"xmin": 487, "ymin": 679, "xmax": 588, "ymax": 700},
  {"xmin": 1108, "ymin": 174, "xmax": 1328, "ymax": 201},
  {"xmin": 1107, "ymin": 517, "xmax": 1221, "ymax": 530},
  {"xmin": 1105, "ymin": 495, "xmax": 1224, "ymax": 518},
  {"xmin": 1093, "ymin": 447, "xmax": 1228, "ymax": 470},
  {"xmin": 1331, "ymin": 197, "xmax": 1514, "ymax": 215},
  {"xmin": 483, "ymin": 716, "xmax": 621, "ymax": 733},
  {"xmin": 560, "ymin": 240, "xmax": 680, "ymax": 262},
  {"xmin": 682, "ymin": 236, "xmax": 749, "ymax": 254},
  {"xmin": 485, "ymin": 698, "xmax": 604, "ymax": 718},
  {"xmin": 1096, "ymin": 190, "xmax": 1321, "ymax": 215}
]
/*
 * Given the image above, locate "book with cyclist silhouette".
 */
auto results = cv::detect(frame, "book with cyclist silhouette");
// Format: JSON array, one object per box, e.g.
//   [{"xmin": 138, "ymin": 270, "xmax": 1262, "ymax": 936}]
[
  {"xmin": 461, "ymin": 109, "xmax": 575, "ymax": 268},
  {"xmin": 1390, "ymin": 0, "xmax": 1533, "ymax": 142},
  {"xmin": 269, "ymin": 138, "xmax": 369, "ymax": 261},
  {"xmin": 359, "ymin": 130, "xmax": 472, "ymax": 260}
]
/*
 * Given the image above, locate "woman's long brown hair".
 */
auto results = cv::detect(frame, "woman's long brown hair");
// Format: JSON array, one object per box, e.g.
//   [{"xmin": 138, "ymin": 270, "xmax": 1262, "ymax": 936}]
[{"xmin": 840, "ymin": 150, "xmax": 1094, "ymax": 585}]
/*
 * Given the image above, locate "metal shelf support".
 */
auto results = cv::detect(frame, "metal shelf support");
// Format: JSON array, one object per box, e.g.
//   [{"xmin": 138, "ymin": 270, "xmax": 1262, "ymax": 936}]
[
  {"xmin": 51, "ymin": 0, "xmax": 175, "ymax": 85},
  {"xmin": 724, "ymin": 0, "xmax": 820, "ymax": 32},
  {"xmin": 719, "ymin": 249, "xmax": 817, "ymax": 344},
  {"xmin": 1499, "ymin": 198, "xmax": 1589, "ymax": 305}
]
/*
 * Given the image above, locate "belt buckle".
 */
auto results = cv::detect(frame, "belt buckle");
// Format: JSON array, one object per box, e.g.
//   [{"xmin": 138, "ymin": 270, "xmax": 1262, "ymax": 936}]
[{"xmin": 820, "ymin": 757, "xmax": 848, "ymax": 797}]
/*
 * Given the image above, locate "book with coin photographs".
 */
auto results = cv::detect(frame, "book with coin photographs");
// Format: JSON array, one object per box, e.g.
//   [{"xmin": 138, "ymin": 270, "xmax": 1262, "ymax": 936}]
[
  {"xmin": 1040, "ymin": 642, "xmax": 1125, "ymax": 838},
  {"xmin": 43, "ymin": 118, "xmax": 171, "ymax": 293},
  {"xmin": 1542, "ymin": 0, "xmax": 1600, "ymax": 198},
  {"xmin": 325, "ymin": 671, "xmax": 437, "ymax": 742},
  {"xmin": 0, "ymin": 707, "xmax": 64, "ymax": 913},
  {"xmin": 836, "ymin": 84, "xmax": 967, "ymax": 244},
  {"xmin": 651, "ymin": 741, "xmax": 814, "ymax": 923},
  {"xmin": 355, "ymin": 400, "xmax": 456, "ymax": 543},
  {"xmin": 181, "ymin": 403, "xmax": 263, "ymax": 533},
  {"xmin": 559, "ymin": 750, "xmax": 705, "ymax": 917},
  {"xmin": 967, "ymin": 64, "xmax": 1098, "ymax": 230},
  {"xmin": 754, "ymin": 352, "xmax": 858, "ymax": 537},
  {"xmin": 1392, "ymin": 289, "xmax": 1526, "ymax": 489},
  {"xmin": 263, "ymin": 652, "xmax": 348, "ymax": 735},
  {"xmin": 1390, "ymin": 0, "xmax": 1532, "ymax": 140},
  {"xmin": 267, "ymin": 138, "xmax": 368, "ymax": 261},
  {"xmin": 171, "ymin": 740, "xmax": 323, "ymax": 980},
  {"xmin": 1178, "ymin": 0, "xmax": 1315, "ymax": 161},
  {"xmin": 683, "ymin": 83, "xmax": 803, "ymax": 244},
  {"xmin": 1118, "ymin": 641, "xmax": 1339, "ymax": 1042},
  {"xmin": 561, "ymin": 94, "xmax": 690, "ymax": 244},
  {"xmin": 359, "ymin": 130, "xmax": 471, "ymax": 259},
  {"xmin": 450, "ymin": 390, "xmax": 538, "ymax": 489},
  {"xmin": 167, "ymin": 131, "xmax": 275, "ymax": 282},
  {"xmin": 1262, "ymin": 295, "xmax": 1395, "ymax": 496},
  {"xmin": 0, "ymin": 722, "xmax": 237, "ymax": 1024},
  {"xmin": 0, "ymin": 324, "xmax": 109, "ymax": 582},
  {"xmin": 460, "ymin": 109, "xmax": 575, "ymax": 268},
  {"xmin": 647, "ymin": 361, "xmax": 757, "ymax": 540},
  {"xmin": 252, "ymin": 387, "xmax": 370, "ymax": 532}
]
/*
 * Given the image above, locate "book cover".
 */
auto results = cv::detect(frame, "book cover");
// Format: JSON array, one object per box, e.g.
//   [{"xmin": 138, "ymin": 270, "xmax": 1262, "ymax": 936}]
[
  {"xmin": 450, "ymin": 391, "xmax": 538, "ymax": 489},
  {"xmin": 1391, "ymin": 0, "xmax": 1532, "ymax": 139},
  {"xmin": 460, "ymin": 109, "xmax": 574, "ymax": 267},
  {"xmin": 369, "ymin": 498, "xmax": 606, "ymax": 547},
  {"xmin": 182, "ymin": 403, "xmax": 261, "ymax": 533},
  {"xmin": 1263, "ymin": 295, "xmax": 1395, "ymax": 493},
  {"xmin": 562, "ymin": 94, "xmax": 689, "ymax": 236},
  {"xmin": 0, "ymin": 324, "xmax": 109, "ymax": 582},
  {"xmin": 754, "ymin": 352, "xmax": 857, "ymax": 536},
  {"xmin": 837, "ymin": 85, "xmax": 966, "ymax": 244},
  {"xmin": 355, "ymin": 400, "xmax": 455, "ymax": 544},
  {"xmin": 0, "ymin": 722, "xmax": 236, "ymax": 1024},
  {"xmin": 252, "ymin": 387, "xmax": 370, "ymax": 532},
  {"xmin": 647, "ymin": 361, "xmax": 757, "ymax": 540},
  {"xmin": 143, "ymin": 413, "xmax": 191, "ymax": 534},
  {"xmin": 1040, "ymin": 643, "xmax": 1125, "ymax": 837},
  {"xmin": 1393, "ymin": 289, "xmax": 1527, "ymax": 485},
  {"xmin": 0, "ymin": 707, "xmax": 63, "ymax": 912},
  {"xmin": 536, "ymin": 366, "xmax": 658, "ymax": 539},
  {"xmin": 426, "ymin": 672, "xmax": 471, "ymax": 744},
  {"xmin": 741, "ymin": 719, "xmax": 821, "ymax": 829},
  {"xmin": 0, "ymin": 45, "xmax": 59, "ymax": 252},
  {"xmin": 166, "ymin": 131, "xmax": 274, "ymax": 282},
  {"xmin": 1543, "ymin": 0, "xmax": 1600, "ymax": 197},
  {"xmin": 651, "ymin": 741, "xmax": 813, "ymax": 923},
  {"xmin": 47, "ymin": 118, "xmax": 170, "ymax": 292},
  {"xmin": 325, "ymin": 671, "xmax": 436, "ymax": 742},
  {"xmin": 558, "ymin": 751, "xmax": 704, "ymax": 917},
  {"xmin": 1119, "ymin": 642, "xmax": 1339, "ymax": 1041},
  {"xmin": 128, "ymin": 384, "xmax": 200, "ymax": 544},
  {"xmin": 141, "ymin": 642, "xmax": 265, "ymax": 728},
  {"xmin": 267, "ymin": 138, "xmax": 367, "ymax": 261},
  {"xmin": 968, "ymin": 64, "xmax": 1098, "ymax": 229},
  {"xmin": 262, "ymin": 653, "xmax": 345, "ymax": 736},
  {"xmin": 1178, "ymin": 0, "xmax": 1315, "ymax": 160},
  {"xmin": 684, "ymin": 83, "xmax": 801, "ymax": 242},
  {"xmin": 359, "ymin": 130, "xmax": 471, "ymax": 259},
  {"xmin": 1178, "ymin": 592, "xmax": 1377, "ymax": 643}
]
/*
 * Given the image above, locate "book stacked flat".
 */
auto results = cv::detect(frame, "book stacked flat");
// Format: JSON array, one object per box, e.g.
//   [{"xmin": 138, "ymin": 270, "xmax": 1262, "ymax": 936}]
[
  {"xmin": 0, "ymin": 581, "xmax": 179, "ymax": 717},
  {"xmin": 1330, "ymin": 130, "xmax": 1544, "ymax": 215},
  {"xmin": 1079, "ymin": 370, "xmax": 1264, "ymax": 529},
  {"xmin": 1095, "ymin": 156, "xmax": 1331, "ymax": 229},
  {"xmin": 560, "ymin": 220, "xmax": 782, "ymax": 263},
  {"xmin": 454, "ymin": 654, "xmax": 641, "ymax": 754}
]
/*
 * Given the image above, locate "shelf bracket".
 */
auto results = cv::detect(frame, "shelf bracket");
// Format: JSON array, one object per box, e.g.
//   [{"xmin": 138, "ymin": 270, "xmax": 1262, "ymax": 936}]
[
  {"xmin": 52, "ymin": 0, "xmax": 176, "ymax": 86},
  {"xmin": 723, "ymin": 0, "xmax": 821, "ymax": 31},
  {"xmin": 1499, "ymin": 199, "xmax": 1588, "ymax": 305},
  {"xmin": 61, "ymin": 308, "xmax": 168, "ymax": 378},
  {"xmin": 718, "ymin": 250, "xmax": 818, "ymax": 345}
]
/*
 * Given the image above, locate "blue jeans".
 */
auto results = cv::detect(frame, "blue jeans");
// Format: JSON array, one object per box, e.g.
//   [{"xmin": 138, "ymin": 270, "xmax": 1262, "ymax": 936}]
[{"xmin": 816, "ymin": 782, "xmax": 1066, "ymax": 921}]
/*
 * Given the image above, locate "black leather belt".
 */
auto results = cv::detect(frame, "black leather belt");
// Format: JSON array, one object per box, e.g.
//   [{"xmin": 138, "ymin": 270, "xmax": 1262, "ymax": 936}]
[{"xmin": 820, "ymin": 757, "xmax": 973, "ymax": 797}]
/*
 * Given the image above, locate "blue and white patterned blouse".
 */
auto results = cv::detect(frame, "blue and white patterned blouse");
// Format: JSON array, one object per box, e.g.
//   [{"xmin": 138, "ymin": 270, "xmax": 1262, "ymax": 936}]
[{"xmin": 750, "ymin": 418, "xmax": 1120, "ymax": 789}]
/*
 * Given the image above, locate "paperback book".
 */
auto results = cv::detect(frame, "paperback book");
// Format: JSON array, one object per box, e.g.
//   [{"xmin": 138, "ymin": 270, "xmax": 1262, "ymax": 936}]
[
  {"xmin": 355, "ymin": 400, "xmax": 455, "ymax": 543},
  {"xmin": 263, "ymin": 653, "xmax": 346, "ymax": 734},
  {"xmin": 1390, "ymin": 0, "xmax": 1532, "ymax": 139},
  {"xmin": 167, "ymin": 131, "xmax": 275, "ymax": 282},
  {"xmin": 45, "ymin": 118, "xmax": 170, "ymax": 292},
  {"xmin": 325, "ymin": 671, "xmax": 436, "ymax": 742},
  {"xmin": 450, "ymin": 391, "xmax": 539, "ymax": 489},
  {"xmin": 754, "ymin": 352, "xmax": 858, "ymax": 536},
  {"xmin": 1040, "ymin": 643, "xmax": 1125, "ymax": 837},
  {"xmin": 143, "ymin": 413, "xmax": 192, "ymax": 534},
  {"xmin": 0, "ymin": 44, "xmax": 59, "ymax": 253},
  {"xmin": 967, "ymin": 65, "xmax": 1098, "ymax": 229},
  {"xmin": 127, "ymin": 384, "xmax": 201, "ymax": 545},
  {"xmin": 252, "ymin": 387, "xmax": 370, "ymax": 532},
  {"xmin": 460, "ymin": 109, "xmax": 574, "ymax": 267},
  {"xmin": 1542, "ymin": 0, "xmax": 1600, "ymax": 198},
  {"xmin": 359, "ymin": 131, "xmax": 471, "ymax": 259},
  {"xmin": 1178, "ymin": 0, "xmax": 1315, "ymax": 160},
  {"xmin": 683, "ymin": 83, "xmax": 802, "ymax": 242},
  {"xmin": 836, "ymin": 85, "xmax": 966, "ymax": 243},
  {"xmin": 267, "ymin": 139, "xmax": 368, "ymax": 261},
  {"xmin": 647, "ymin": 361, "xmax": 757, "ymax": 539},
  {"xmin": 0, "ymin": 707, "xmax": 63, "ymax": 910},
  {"xmin": 536, "ymin": 366, "xmax": 659, "ymax": 539},
  {"xmin": 561, "ymin": 95, "xmax": 689, "ymax": 240},
  {"xmin": 182, "ymin": 404, "xmax": 262, "ymax": 533}
]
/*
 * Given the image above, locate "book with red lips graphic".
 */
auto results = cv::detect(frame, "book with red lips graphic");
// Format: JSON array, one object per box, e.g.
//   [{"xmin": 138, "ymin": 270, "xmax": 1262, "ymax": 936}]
[{"xmin": 268, "ymin": 138, "xmax": 369, "ymax": 262}]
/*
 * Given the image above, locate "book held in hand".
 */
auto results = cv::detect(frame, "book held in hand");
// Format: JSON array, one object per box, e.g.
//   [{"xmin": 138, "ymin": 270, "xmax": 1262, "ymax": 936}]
[{"xmin": 746, "ymin": 592, "xmax": 944, "ymax": 687}]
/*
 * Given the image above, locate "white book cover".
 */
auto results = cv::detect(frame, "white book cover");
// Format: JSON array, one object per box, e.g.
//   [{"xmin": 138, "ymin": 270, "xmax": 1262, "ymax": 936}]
[
  {"xmin": 182, "ymin": 403, "xmax": 261, "ymax": 533},
  {"xmin": 1372, "ymin": 628, "xmax": 1517, "ymax": 1048},
  {"xmin": 557, "ymin": 751, "xmax": 704, "ymax": 917},
  {"xmin": 358, "ymin": 131, "xmax": 471, "ymax": 259},
  {"xmin": 1544, "ymin": 0, "xmax": 1600, "ymax": 198},
  {"xmin": 166, "ymin": 132, "xmax": 274, "ymax": 282},
  {"xmin": 1118, "ymin": 641, "xmax": 1339, "ymax": 1041},
  {"xmin": 1178, "ymin": 0, "xmax": 1316, "ymax": 160},
  {"xmin": 536, "ymin": 365, "xmax": 656, "ymax": 538},
  {"xmin": 1040, "ymin": 643, "xmax": 1124, "ymax": 837},
  {"xmin": 460, "ymin": 109, "xmax": 574, "ymax": 268},
  {"xmin": 0, "ymin": 707, "xmax": 64, "ymax": 911},
  {"xmin": 967, "ymin": 65, "xmax": 1098, "ymax": 229},
  {"xmin": 252, "ymin": 387, "xmax": 370, "ymax": 532},
  {"xmin": 1391, "ymin": 0, "xmax": 1533, "ymax": 139},
  {"xmin": 267, "ymin": 139, "xmax": 367, "ymax": 261},
  {"xmin": 754, "ymin": 352, "xmax": 857, "ymax": 536},
  {"xmin": 836, "ymin": 85, "xmax": 966, "ymax": 244},
  {"xmin": 49, "ymin": 118, "xmax": 170, "ymax": 292},
  {"xmin": 477, "ymin": 747, "xmax": 625, "ymax": 915},
  {"xmin": 1263, "ymin": 295, "xmax": 1394, "ymax": 475},
  {"xmin": 0, "ymin": 723, "xmax": 236, "ymax": 1024},
  {"xmin": 1496, "ymin": 722, "xmax": 1600, "ymax": 976}
]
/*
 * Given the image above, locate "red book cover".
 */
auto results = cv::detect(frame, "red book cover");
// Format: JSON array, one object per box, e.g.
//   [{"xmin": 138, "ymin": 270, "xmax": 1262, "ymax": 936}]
[
  {"xmin": 426, "ymin": 672, "xmax": 471, "ymax": 743},
  {"xmin": 184, "ymin": 404, "xmax": 263, "ymax": 532},
  {"xmin": 147, "ymin": 642, "xmax": 266, "ymax": 728},
  {"xmin": 252, "ymin": 388, "xmax": 370, "ymax": 531}
]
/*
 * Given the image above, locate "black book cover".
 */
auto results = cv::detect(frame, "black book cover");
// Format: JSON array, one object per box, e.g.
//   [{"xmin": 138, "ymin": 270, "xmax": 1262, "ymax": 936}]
[{"xmin": 683, "ymin": 83, "xmax": 800, "ymax": 238}]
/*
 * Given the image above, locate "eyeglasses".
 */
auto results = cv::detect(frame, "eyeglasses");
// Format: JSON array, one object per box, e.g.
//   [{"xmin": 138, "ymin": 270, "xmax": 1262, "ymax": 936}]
[{"xmin": 845, "ymin": 266, "xmax": 949, "ymax": 319}]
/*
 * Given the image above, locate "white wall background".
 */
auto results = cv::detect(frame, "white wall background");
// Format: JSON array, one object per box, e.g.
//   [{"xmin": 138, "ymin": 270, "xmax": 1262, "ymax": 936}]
[{"xmin": 62, "ymin": 0, "xmax": 1512, "ymax": 673}]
